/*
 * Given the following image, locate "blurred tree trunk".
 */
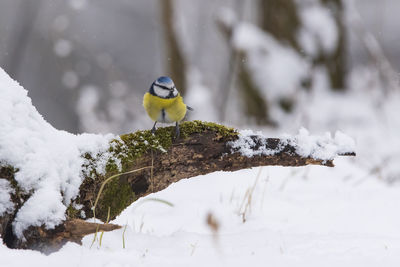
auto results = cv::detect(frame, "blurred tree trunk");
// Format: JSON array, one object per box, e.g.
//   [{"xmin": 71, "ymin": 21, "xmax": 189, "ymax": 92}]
[
  {"xmin": 159, "ymin": 0, "xmax": 186, "ymax": 95},
  {"xmin": 5, "ymin": 0, "xmax": 41, "ymax": 77},
  {"xmin": 217, "ymin": 2, "xmax": 272, "ymax": 125},
  {"xmin": 259, "ymin": 0, "xmax": 301, "ymax": 50},
  {"xmin": 320, "ymin": 0, "xmax": 346, "ymax": 90},
  {"xmin": 236, "ymin": 52, "xmax": 271, "ymax": 125},
  {"xmin": 259, "ymin": 0, "xmax": 346, "ymax": 91}
]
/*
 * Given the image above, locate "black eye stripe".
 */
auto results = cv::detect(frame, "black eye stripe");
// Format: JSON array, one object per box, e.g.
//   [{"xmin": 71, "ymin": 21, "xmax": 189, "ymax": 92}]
[
  {"xmin": 149, "ymin": 82, "xmax": 177, "ymax": 98},
  {"xmin": 155, "ymin": 83, "xmax": 174, "ymax": 91}
]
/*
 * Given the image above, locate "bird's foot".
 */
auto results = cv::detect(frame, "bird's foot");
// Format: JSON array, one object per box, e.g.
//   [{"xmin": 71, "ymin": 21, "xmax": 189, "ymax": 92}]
[
  {"xmin": 174, "ymin": 122, "xmax": 180, "ymax": 140},
  {"xmin": 151, "ymin": 122, "xmax": 157, "ymax": 134}
]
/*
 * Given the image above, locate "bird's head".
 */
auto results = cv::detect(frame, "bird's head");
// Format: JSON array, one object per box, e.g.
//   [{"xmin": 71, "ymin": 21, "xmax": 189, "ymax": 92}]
[{"xmin": 149, "ymin": 76, "xmax": 179, "ymax": 99}]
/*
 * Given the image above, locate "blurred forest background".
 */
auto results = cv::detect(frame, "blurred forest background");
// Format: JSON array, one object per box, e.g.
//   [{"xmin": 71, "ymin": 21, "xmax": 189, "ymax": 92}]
[{"xmin": 0, "ymin": 0, "xmax": 398, "ymax": 133}]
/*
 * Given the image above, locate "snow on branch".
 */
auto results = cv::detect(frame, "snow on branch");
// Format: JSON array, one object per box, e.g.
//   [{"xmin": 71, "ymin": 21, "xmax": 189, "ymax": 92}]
[{"xmin": 230, "ymin": 128, "xmax": 355, "ymax": 162}]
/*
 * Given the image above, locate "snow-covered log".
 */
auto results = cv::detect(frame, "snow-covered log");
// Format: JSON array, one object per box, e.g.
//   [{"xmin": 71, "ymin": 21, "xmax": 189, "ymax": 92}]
[
  {"xmin": 1, "ymin": 122, "xmax": 355, "ymax": 252},
  {"xmin": 0, "ymin": 68, "xmax": 355, "ymax": 252}
]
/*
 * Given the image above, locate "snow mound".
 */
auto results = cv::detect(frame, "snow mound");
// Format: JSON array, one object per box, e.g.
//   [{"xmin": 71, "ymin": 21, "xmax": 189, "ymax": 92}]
[
  {"xmin": 0, "ymin": 68, "xmax": 116, "ymax": 237},
  {"xmin": 289, "ymin": 128, "xmax": 355, "ymax": 160},
  {"xmin": 230, "ymin": 128, "xmax": 355, "ymax": 161}
]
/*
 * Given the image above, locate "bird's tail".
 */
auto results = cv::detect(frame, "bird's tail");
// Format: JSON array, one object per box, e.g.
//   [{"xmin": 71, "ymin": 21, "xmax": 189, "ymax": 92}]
[{"xmin": 187, "ymin": 105, "xmax": 194, "ymax": 111}]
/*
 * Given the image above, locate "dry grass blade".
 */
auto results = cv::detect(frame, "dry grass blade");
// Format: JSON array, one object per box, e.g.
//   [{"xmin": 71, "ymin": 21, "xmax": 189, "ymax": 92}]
[
  {"xmin": 140, "ymin": 198, "xmax": 174, "ymax": 207},
  {"xmin": 92, "ymin": 166, "xmax": 152, "ymax": 213},
  {"xmin": 99, "ymin": 206, "xmax": 111, "ymax": 247},
  {"xmin": 240, "ymin": 167, "xmax": 263, "ymax": 223},
  {"xmin": 122, "ymin": 224, "xmax": 128, "ymax": 249},
  {"xmin": 90, "ymin": 208, "xmax": 99, "ymax": 248}
]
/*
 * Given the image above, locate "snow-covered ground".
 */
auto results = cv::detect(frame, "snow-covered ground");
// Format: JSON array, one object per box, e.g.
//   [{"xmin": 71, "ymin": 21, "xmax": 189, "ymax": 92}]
[{"xmin": 1, "ymin": 163, "xmax": 400, "ymax": 266}]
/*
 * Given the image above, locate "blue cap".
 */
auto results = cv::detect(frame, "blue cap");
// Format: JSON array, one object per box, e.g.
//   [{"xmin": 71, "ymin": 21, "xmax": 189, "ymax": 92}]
[{"xmin": 156, "ymin": 76, "xmax": 173, "ymax": 85}]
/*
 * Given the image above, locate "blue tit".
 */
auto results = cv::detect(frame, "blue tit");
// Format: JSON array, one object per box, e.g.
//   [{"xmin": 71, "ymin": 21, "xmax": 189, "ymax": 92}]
[{"xmin": 143, "ymin": 76, "xmax": 193, "ymax": 138}]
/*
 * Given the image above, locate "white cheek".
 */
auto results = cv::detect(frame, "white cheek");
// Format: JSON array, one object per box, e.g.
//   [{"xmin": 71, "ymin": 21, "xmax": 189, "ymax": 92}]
[
  {"xmin": 173, "ymin": 88, "xmax": 178, "ymax": 97},
  {"xmin": 154, "ymin": 85, "xmax": 170, "ymax": 98}
]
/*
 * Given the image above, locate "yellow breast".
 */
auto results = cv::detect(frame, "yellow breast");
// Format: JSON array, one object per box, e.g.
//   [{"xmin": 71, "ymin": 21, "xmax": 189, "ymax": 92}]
[{"xmin": 143, "ymin": 92, "xmax": 187, "ymax": 123}]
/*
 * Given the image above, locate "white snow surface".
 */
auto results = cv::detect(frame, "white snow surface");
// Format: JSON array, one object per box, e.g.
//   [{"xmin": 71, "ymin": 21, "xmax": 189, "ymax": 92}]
[
  {"xmin": 1, "ymin": 165, "xmax": 399, "ymax": 266},
  {"xmin": 0, "ymin": 68, "xmax": 115, "ymax": 237}
]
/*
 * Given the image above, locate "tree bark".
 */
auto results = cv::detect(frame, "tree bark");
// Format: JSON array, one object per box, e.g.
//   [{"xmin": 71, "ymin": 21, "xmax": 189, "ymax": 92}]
[
  {"xmin": 0, "ymin": 121, "xmax": 355, "ymax": 253},
  {"xmin": 159, "ymin": 0, "xmax": 186, "ymax": 95},
  {"xmin": 319, "ymin": 0, "xmax": 347, "ymax": 90},
  {"xmin": 259, "ymin": 0, "xmax": 301, "ymax": 50}
]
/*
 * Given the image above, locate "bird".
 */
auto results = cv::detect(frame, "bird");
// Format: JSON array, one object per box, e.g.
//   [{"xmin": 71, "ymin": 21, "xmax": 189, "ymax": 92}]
[{"xmin": 143, "ymin": 76, "xmax": 193, "ymax": 139}]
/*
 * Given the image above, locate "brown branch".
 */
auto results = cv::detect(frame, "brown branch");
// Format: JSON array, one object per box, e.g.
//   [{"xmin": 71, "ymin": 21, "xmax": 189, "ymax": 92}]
[
  {"xmin": 79, "ymin": 122, "xmax": 355, "ymax": 222},
  {"xmin": 7, "ymin": 219, "xmax": 120, "ymax": 254},
  {"xmin": 1, "ymin": 121, "xmax": 355, "ymax": 253}
]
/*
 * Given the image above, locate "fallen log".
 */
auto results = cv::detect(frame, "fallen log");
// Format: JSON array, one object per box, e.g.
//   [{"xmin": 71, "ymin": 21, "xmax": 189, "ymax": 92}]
[{"xmin": 0, "ymin": 121, "xmax": 355, "ymax": 253}]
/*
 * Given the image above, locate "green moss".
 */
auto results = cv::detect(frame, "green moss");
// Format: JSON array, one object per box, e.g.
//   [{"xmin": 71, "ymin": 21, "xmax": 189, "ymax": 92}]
[
  {"xmin": 85, "ymin": 121, "xmax": 237, "ymax": 221},
  {"xmin": 66, "ymin": 204, "xmax": 79, "ymax": 219},
  {"xmin": 106, "ymin": 120, "xmax": 238, "ymax": 172},
  {"xmin": 0, "ymin": 165, "xmax": 27, "ymax": 203},
  {"xmin": 96, "ymin": 177, "xmax": 136, "ymax": 220},
  {"xmin": 179, "ymin": 120, "xmax": 238, "ymax": 139},
  {"xmin": 0, "ymin": 165, "xmax": 17, "ymax": 182}
]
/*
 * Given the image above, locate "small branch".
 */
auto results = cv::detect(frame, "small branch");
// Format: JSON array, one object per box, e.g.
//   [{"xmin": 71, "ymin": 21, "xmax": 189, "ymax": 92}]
[{"xmin": 7, "ymin": 219, "xmax": 120, "ymax": 254}]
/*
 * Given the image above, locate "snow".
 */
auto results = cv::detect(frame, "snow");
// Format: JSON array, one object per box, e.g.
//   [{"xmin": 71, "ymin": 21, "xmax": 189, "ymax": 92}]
[
  {"xmin": 217, "ymin": 7, "xmax": 236, "ymax": 29},
  {"xmin": 289, "ymin": 128, "xmax": 355, "ymax": 160},
  {"xmin": 229, "ymin": 129, "xmax": 282, "ymax": 157},
  {"xmin": 232, "ymin": 22, "xmax": 310, "ymax": 117},
  {"xmin": 185, "ymin": 68, "xmax": 218, "ymax": 122},
  {"xmin": 1, "ymin": 165, "xmax": 400, "ymax": 266},
  {"xmin": 76, "ymin": 83, "xmax": 136, "ymax": 134},
  {"xmin": 230, "ymin": 128, "xmax": 355, "ymax": 160},
  {"xmin": 286, "ymin": 66, "xmax": 400, "ymax": 184},
  {"xmin": 0, "ymin": 179, "xmax": 14, "ymax": 216},
  {"xmin": 297, "ymin": 2, "xmax": 338, "ymax": 56},
  {"xmin": 0, "ymin": 68, "xmax": 116, "ymax": 237}
]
